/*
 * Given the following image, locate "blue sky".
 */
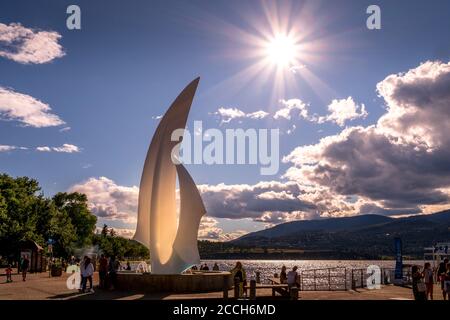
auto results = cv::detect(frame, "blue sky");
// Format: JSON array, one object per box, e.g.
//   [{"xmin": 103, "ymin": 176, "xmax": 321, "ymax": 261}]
[{"xmin": 1, "ymin": 0, "xmax": 450, "ymax": 240}]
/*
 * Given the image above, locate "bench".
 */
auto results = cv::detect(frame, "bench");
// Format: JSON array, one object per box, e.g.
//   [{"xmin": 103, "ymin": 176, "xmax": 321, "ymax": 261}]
[
  {"xmin": 248, "ymin": 283, "xmax": 290, "ymax": 297},
  {"xmin": 225, "ymin": 278, "xmax": 295, "ymax": 299}
]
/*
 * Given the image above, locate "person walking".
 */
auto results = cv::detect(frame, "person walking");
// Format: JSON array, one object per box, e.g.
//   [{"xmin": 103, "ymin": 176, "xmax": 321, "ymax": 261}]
[
  {"xmin": 81, "ymin": 257, "xmax": 94, "ymax": 293},
  {"xmin": 98, "ymin": 254, "xmax": 108, "ymax": 289},
  {"xmin": 423, "ymin": 262, "xmax": 434, "ymax": 300},
  {"xmin": 5, "ymin": 264, "xmax": 13, "ymax": 283},
  {"xmin": 21, "ymin": 255, "xmax": 30, "ymax": 281}
]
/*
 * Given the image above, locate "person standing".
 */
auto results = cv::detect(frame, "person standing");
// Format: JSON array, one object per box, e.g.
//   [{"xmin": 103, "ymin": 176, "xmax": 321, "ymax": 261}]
[
  {"xmin": 98, "ymin": 254, "xmax": 108, "ymax": 289},
  {"xmin": 108, "ymin": 256, "xmax": 121, "ymax": 290},
  {"xmin": 444, "ymin": 263, "xmax": 450, "ymax": 300},
  {"xmin": 81, "ymin": 257, "xmax": 94, "ymax": 293},
  {"xmin": 423, "ymin": 262, "xmax": 434, "ymax": 300},
  {"xmin": 280, "ymin": 266, "xmax": 287, "ymax": 284},
  {"xmin": 287, "ymin": 266, "xmax": 299, "ymax": 290},
  {"xmin": 412, "ymin": 265, "xmax": 427, "ymax": 300},
  {"xmin": 231, "ymin": 262, "xmax": 247, "ymax": 297},
  {"xmin": 21, "ymin": 255, "xmax": 30, "ymax": 281},
  {"xmin": 438, "ymin": 258, "xmax": 449, "ymax": 300},
  {"xmin": 79, "ymin": 256, "xmax": 87, "ymax": 291}
]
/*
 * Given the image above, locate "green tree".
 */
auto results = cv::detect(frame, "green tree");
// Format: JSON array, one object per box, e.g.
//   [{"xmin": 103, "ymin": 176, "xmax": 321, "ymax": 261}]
[
  {"xmin": 92, "ymin": 227, "xmax": 149, "ymax": 259},
  {"xmin": 101, "ymin": 224, "xmax": 109, "ymax": 237},
  {"xmin": 0, "ymin": 174, "xmax": 42, "ymax": 258},
  {"xmin": 52, "ymin": 192, "xmax": 97, "ymax": 247}
]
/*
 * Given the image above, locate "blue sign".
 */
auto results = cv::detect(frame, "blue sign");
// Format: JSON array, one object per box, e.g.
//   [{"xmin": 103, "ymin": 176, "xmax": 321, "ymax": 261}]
[{"xmin": 394, "ymin": 238, "xmax": 403, "ymax": 280}]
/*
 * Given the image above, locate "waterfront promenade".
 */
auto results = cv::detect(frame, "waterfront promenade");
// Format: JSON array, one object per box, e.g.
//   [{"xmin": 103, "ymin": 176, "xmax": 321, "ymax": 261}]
[{"xmin": 0, "ymin": 270, "xmax": 443, "ymax": 300}]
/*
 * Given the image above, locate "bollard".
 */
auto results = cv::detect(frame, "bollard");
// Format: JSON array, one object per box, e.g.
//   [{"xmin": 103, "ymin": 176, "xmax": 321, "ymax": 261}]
[
  {"xmin": 234, "ymin": 277, "xmax": 240, "ymax": 298},
  {"xmin": 290, "ymin": 287, "xmax": 299, "ymax": 300},
  {"xmin": 249, "ymin": 280, "xmax": 256, "ymax": 300},
  {"xmin": 223, "ymin": 275, "xmax": 229, "ymax": 299}
]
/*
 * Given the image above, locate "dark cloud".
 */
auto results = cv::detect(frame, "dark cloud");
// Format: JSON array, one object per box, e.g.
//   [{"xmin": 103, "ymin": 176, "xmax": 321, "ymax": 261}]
[
  {"xmin": 284, "ymin": 61, "xmax": 450, "ymax": 216},
  {"xmin": 198, "ymin": 181, "xmax": 315, "ymax": 220}
]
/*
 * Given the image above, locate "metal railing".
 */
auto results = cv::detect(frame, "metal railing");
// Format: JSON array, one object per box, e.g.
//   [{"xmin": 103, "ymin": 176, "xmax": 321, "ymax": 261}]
[
  {"xmin": 297, "ymin": 266, "xmax": 413, "ymax": 291},
  {"xmin": 350, "ymin": 267, "xmax": 413, "ymax": 289},
  {"xmin": 299, "ymin": 267, "xmax": 347, "ymax": 291}
]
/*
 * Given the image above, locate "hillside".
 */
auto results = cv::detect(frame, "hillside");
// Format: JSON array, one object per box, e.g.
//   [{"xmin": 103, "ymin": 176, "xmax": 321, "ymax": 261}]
[{"xmin": 224, "ymin": 210, "xmax": 450, "ymax": 259}]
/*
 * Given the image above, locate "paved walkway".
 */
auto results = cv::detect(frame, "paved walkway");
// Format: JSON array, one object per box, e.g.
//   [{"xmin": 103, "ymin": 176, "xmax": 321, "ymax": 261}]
[{"xmin": 0, "ymin": 271, "xmax": 445, "ymax": 300}]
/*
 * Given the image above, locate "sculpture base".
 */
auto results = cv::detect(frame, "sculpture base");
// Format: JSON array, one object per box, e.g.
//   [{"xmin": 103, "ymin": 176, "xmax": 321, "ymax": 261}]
[{"xmin": 116, "ymin": 271, "xmax": 233, "ymax": 293}]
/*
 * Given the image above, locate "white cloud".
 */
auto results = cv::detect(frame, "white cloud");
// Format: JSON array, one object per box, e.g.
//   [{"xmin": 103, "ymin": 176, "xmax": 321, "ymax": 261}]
[
  {"xmin": 198, "ymin": 216, "xmax": 248, "ymax": 241},
  {"xmin": 70, "ymin": 177, "xmax": 139, "ymax": 225},
  {"xmin": 0, "ymin": 145, "xmax": 27, "ymax": 152},
  {"xmin": 317, "ymin": 96, "xmax": 368, "ymax": 126},
  {"xmin": 283, "ymin": 60, "xmax": 450, "ymax": 216},
  {"xmin": 289, "ymin": 64, "xmax": 306, "ymax": 74},
  {"xmin": 36, "ymin": 144, "xmax": 80, "ymax": 153},
  {"xmin": 247, "ymin": 110, "xmax": 270, "ymax": 119},
  {"xmin": 213, "ymin": 107, "xmax": 269, "ymax": 123},
  {"xmin": 274, "ymin": 99, "xmax": 309, "ymax": 120},
  {"xmin": 52, "ymin": 144, "xmax": 80, "ymax": 153},
  {"xmin": 0, "ymin": 22, "xmax": 65, "ymax": 64},
  {"xmin": 59, "ymin": 127, "xmax": 71, "ymax": 132},
  {"xmin": 0, "ymin": 86, "xmax": 65, "ymax": 127},
  {"xmin": 0, "ymin": 145, "xmax": 17, "ymax": 152}
]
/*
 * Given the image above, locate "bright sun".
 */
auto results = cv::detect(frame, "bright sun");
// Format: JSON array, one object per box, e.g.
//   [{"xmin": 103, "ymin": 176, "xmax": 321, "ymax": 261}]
[{"xmin": 265, "ymin": 34, "xmax": 298, "ymax": 67}]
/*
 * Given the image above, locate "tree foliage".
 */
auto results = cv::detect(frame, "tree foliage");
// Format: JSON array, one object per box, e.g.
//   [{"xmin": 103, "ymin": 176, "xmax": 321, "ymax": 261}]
[
  {"xmin": 93, "ymin": 225, "xmax": 149, "ymax": 259},
  {"xmin": 0, "ymin": 174, "xmax": 96, "ymax": 259},
  {"xmin": 0, "ymin": 173, "xmax": 149, "ymax": 262}
]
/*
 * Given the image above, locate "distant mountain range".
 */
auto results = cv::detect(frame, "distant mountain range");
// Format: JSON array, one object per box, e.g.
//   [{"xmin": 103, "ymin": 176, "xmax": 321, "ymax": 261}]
[{"xmin": 227, "ymin": 210, "xmax": 450, "ymax": 259}]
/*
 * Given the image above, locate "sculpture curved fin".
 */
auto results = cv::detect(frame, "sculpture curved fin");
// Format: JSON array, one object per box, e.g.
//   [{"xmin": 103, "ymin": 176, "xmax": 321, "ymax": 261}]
[
  {"xmin": 133, "ymin": 78, "xmax": 200, "ymax": 274},
  {"xmin": 172, "ymin": 164, "xmax": 206, "ymax": 270}
]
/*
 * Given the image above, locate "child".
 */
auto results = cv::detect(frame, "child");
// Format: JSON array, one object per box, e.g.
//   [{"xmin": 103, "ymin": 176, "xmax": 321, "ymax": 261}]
[{"xmin": 6, "ymin": 264, "xmax": 13, "ymax": 283}]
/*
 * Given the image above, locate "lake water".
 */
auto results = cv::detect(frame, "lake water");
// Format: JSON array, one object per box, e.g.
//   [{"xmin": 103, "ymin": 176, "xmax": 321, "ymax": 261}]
[{"xmin": 200, "ymin": 259, "xmax": 423, "ymax": 284}]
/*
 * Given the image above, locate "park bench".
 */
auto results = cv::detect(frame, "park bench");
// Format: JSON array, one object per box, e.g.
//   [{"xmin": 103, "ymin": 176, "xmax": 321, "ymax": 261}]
[{"xmin": 224, "ymin": 277, "xmax": 297, "ymax": 300}]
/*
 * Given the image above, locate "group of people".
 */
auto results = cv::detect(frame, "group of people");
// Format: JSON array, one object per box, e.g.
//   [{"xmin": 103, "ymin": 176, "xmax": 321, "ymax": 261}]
[
  {"xmin": 279, "ymin": 265, "xmax": 300, "ymax": 289},
  {"xmin": 191, "ymin": 263, "xmax": 220, "ymax": 271},
  {"xmin": 412, "ymin": 258, "xmax": 450, "ymax": 300},
  {"xmin": 3, "ymin": 255, "xmax": 32, "ymax": 283},
  {"xmin": 77, "ymin": 254, "xmax": 121, "ymax": 293}
]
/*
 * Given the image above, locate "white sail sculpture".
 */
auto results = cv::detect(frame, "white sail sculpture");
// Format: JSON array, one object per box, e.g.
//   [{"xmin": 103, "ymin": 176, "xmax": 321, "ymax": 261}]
[{"xmin": 133, "ymin": 77, "xmax": 206, "ymax": 274}]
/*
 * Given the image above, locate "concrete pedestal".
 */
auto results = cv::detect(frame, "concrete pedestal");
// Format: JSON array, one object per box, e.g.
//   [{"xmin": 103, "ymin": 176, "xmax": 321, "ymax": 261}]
[{"xmin": 116, "ymin": 271, "xmax": 232, "ymax": 293}]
